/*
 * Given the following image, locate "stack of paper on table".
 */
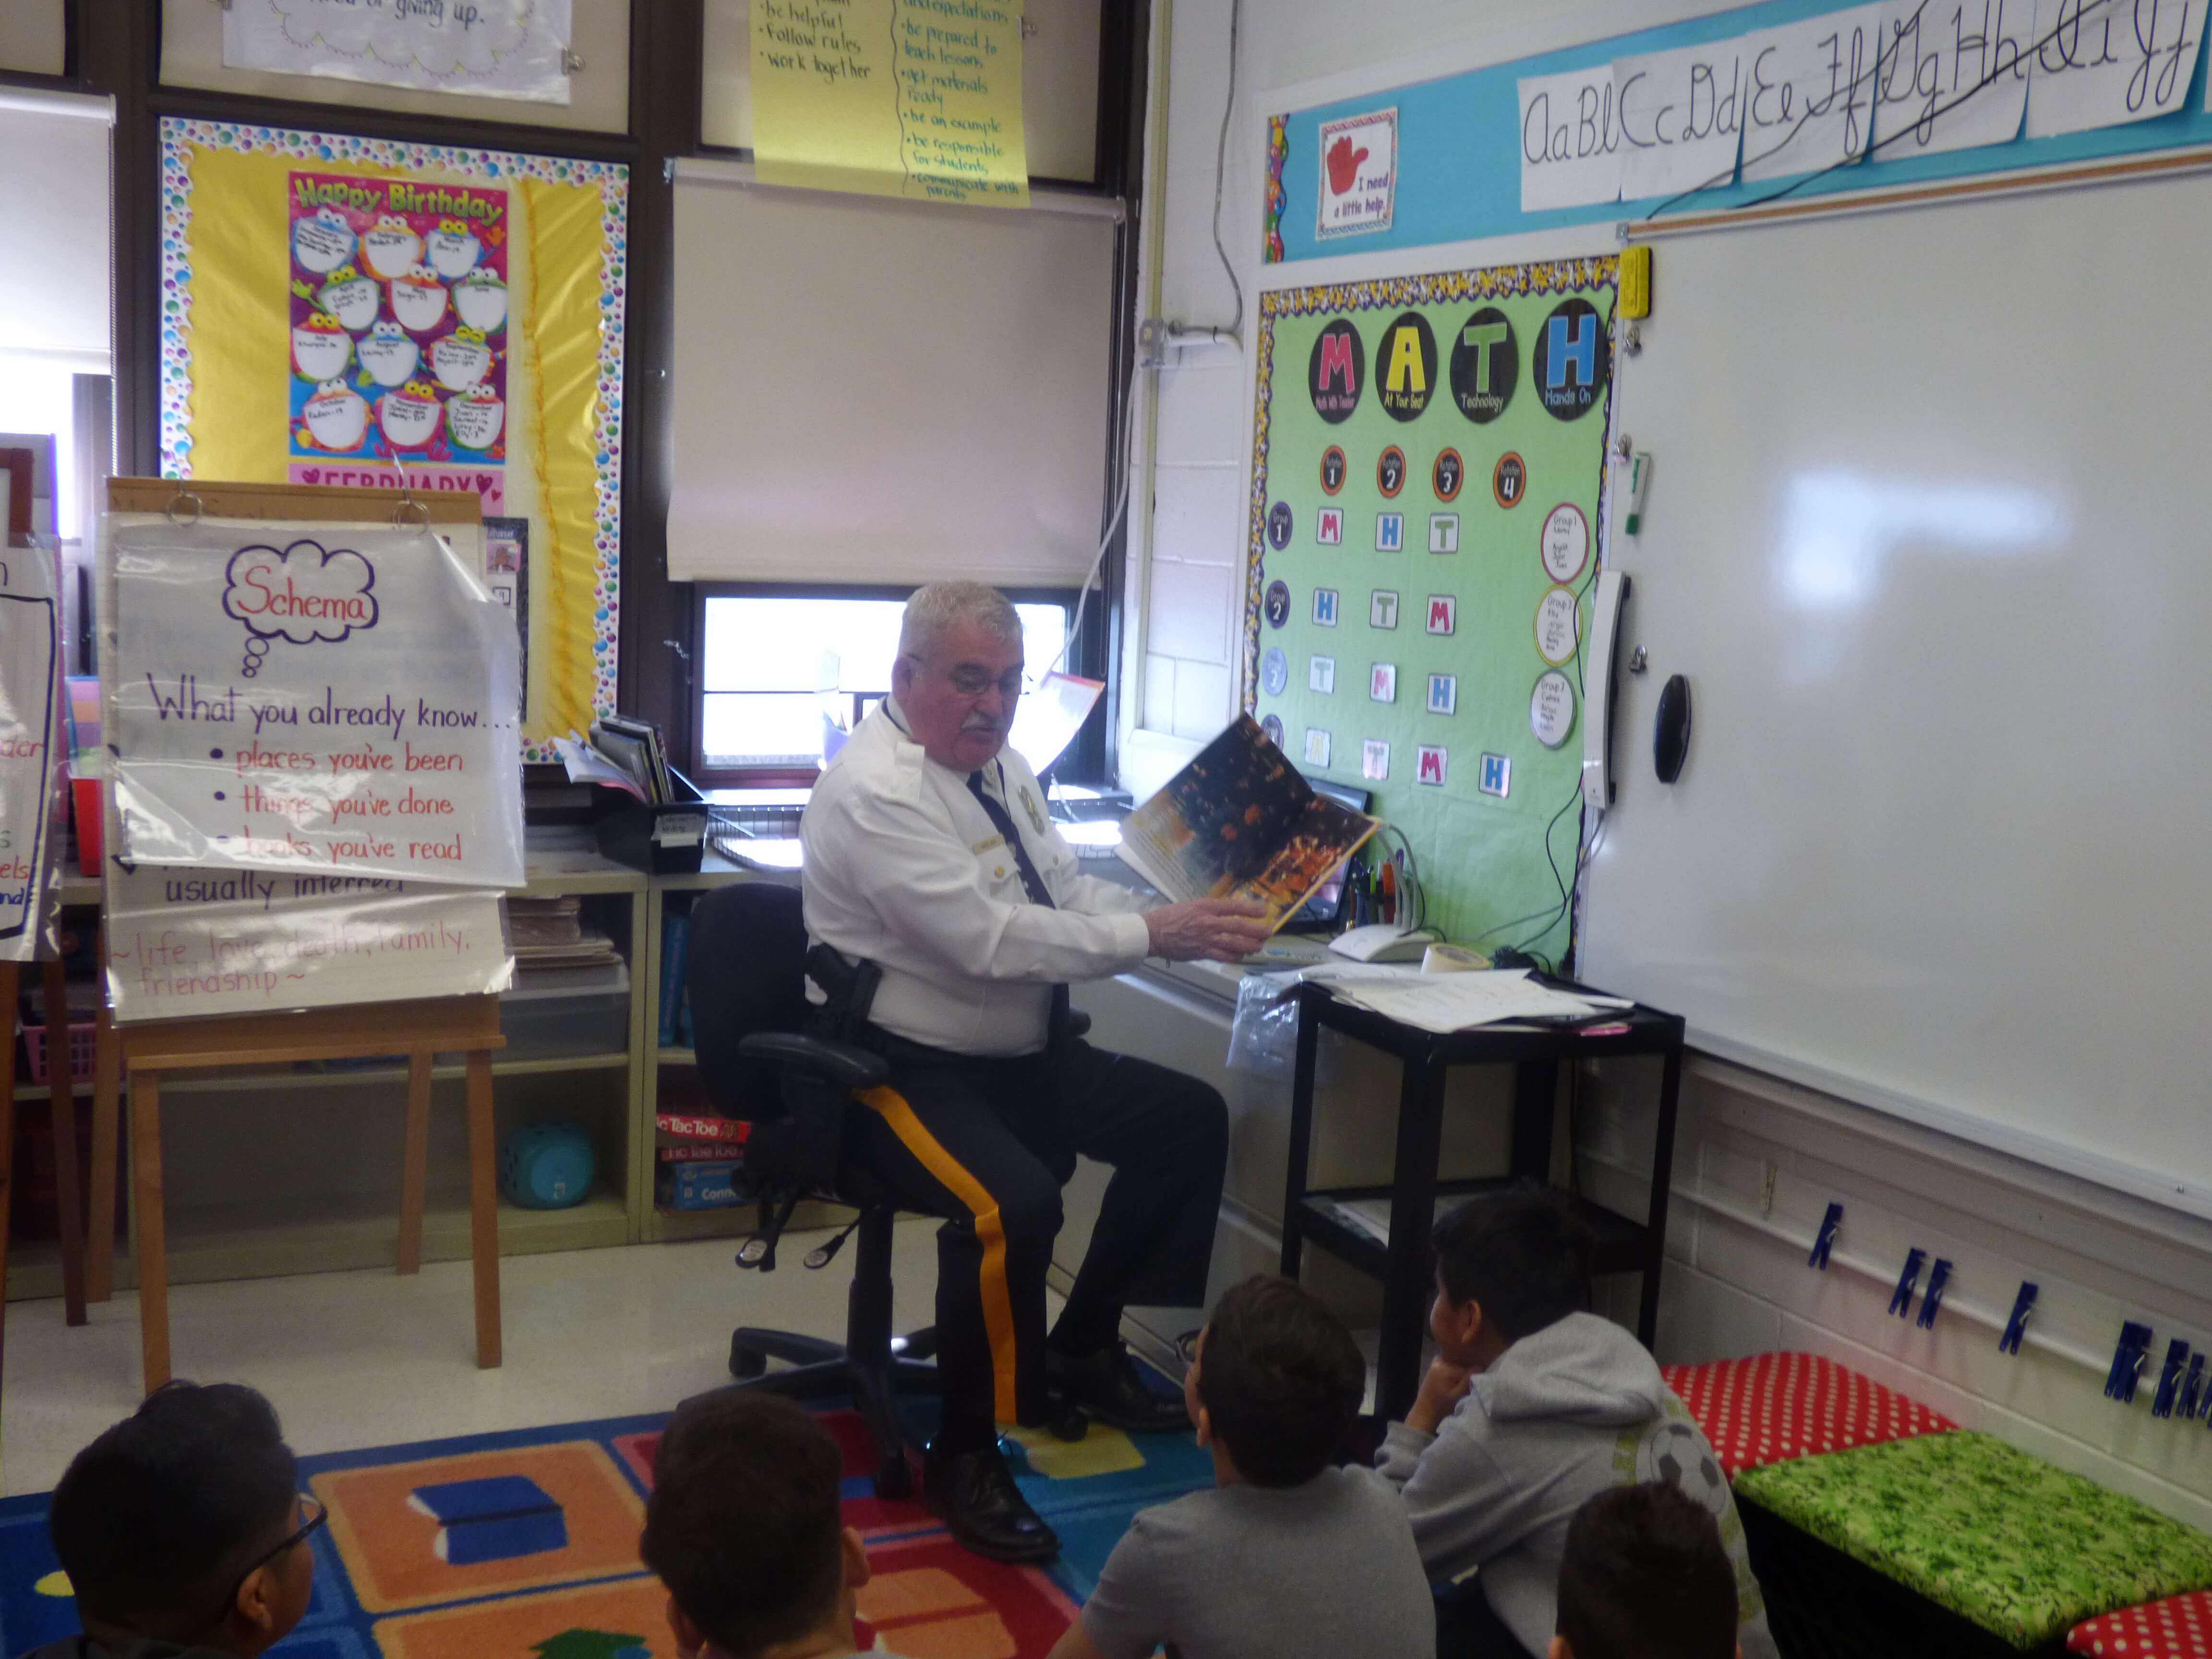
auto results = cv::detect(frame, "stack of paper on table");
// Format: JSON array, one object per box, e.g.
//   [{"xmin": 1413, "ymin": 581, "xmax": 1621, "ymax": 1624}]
[{"xmin": 1327, "ymin": 970, "xmax": 1628, "ymax": 1033}]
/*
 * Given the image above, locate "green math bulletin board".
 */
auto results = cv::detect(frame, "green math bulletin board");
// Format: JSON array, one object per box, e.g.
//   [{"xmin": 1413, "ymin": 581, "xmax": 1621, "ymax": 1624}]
[{"xmin": 1242, "ymin": 258, "xmax": 1618, "ymax": 956}]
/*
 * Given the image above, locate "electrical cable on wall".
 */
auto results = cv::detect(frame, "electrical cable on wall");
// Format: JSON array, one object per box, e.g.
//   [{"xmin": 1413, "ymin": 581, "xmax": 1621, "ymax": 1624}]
[
  {"xmin": 1165, "ymin": 0, "xmax": 1246, "ymax": 349},
  {"xmin": 1646, "ymin": 8, "xmax": 2096, "ymax": 224}
]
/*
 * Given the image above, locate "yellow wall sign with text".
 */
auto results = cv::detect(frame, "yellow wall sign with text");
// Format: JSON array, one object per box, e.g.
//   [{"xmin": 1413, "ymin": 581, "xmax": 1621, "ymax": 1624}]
[
  {"xmin": 751, "ymin": 0, "xmax": 1028, "ymax": 205},
  {"xmin": 157, "ymin": 119, "xmax": 628, "ymax": 761}
]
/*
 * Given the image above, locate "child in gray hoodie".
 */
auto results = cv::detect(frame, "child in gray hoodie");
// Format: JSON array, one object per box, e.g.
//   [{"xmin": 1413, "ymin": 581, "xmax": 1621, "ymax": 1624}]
[{"xmin": 1375, "ymin": 1189, "xmax": 1777, "ymax": 1659}]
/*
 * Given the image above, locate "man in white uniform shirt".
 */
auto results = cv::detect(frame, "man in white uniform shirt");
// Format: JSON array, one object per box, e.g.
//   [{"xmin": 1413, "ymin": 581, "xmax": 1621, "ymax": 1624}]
[{"xmin": 801, "ymin": 583, "xmax": 1271, "ymax": 1564}]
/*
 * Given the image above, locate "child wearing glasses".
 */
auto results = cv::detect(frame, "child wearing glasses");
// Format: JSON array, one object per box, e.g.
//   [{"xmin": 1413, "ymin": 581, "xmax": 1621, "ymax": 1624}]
[{"xmin": 35, "ymin": 1382, "xmax": 320, "ymax": 1659}]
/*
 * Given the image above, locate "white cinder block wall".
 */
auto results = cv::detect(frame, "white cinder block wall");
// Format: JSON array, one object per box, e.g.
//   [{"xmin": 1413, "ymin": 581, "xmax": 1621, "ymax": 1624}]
[{"xmin": 1127, "ymin": 0, "xmax": 2212, "ymax": 1529}]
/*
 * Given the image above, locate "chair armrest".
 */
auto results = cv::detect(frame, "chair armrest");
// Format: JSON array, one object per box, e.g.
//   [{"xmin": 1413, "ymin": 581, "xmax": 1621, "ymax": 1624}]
[{"xmin": 738, "ymin": 1032, "xmax": 889, "ymax": 1093}]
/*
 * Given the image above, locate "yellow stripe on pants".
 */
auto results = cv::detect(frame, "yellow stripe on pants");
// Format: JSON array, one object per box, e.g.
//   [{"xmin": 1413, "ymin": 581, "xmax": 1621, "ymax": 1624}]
[{"xmin": 857, "ymin": 1085, "xmax": 1019, "ymax": 1424}]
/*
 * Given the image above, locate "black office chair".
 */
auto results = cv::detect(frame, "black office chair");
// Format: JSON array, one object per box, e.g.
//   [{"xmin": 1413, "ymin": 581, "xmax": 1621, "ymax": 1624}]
[{"xmin": 687, "ymin": 880, "xmax": 939, "ymax": 1499}]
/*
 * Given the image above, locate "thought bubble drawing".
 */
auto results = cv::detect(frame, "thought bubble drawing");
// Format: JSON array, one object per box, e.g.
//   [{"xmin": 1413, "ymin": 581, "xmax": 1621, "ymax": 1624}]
[
  {"xmin": 223, "ymin": 540, "xmax": 379, "ymax": 675},
  {"xmin": 267, "ymin": 0, "xmax": 537, "ymax": 78}
]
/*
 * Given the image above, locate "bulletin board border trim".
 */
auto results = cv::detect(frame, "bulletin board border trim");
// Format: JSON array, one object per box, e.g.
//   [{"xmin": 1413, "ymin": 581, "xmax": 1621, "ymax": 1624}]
[
  {"xmin": 1240, "ymin": 256, "xmax": 1619, "ymax": 711},
  {"xmin": 154, "ymin": 116, "xmax": 630, "ymax": 764}
]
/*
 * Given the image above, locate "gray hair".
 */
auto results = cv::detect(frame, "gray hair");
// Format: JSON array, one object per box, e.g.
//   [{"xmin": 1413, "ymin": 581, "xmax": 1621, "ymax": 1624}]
[{"xmin": 899, "ymin": 582, "xmax": 1022, "ymax": 661}]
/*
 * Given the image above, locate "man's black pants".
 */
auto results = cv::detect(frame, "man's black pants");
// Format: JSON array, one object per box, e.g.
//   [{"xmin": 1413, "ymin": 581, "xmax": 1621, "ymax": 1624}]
[{"xmin": 844, "ymin": 1032, "xmax": 1228, "ymax": 1444}]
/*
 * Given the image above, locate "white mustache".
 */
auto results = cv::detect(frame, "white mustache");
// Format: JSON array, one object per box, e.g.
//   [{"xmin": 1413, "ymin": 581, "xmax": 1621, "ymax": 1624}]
[{"xmin": 962, "ymin": 715, "xmax": 1001, "ymax": 732}]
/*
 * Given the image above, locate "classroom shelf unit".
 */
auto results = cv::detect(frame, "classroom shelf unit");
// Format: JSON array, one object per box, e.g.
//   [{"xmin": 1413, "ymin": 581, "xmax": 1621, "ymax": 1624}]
[
  {"xmin": 7, "ymin": 852, "xmax": 835, "ymax": 1302},
  {"xmin": 635, "ymin": 854, "xmax": 853, "ymax": 1246}
]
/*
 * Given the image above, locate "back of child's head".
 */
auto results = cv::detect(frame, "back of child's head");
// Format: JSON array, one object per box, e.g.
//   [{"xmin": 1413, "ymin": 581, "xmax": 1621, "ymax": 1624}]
[
  {"xmin": 640, "ymin": 1391, "xmax": 846, "ymax": 1659},
  {"xmin": 1431, "ymin": 1186, "xmax": 1594, "ymax": 1340},
  {"xmin": 1556, "ymin": 1483, "xmax": 1738, "ymax": 1659},
  {"xmin": 1194, "ymin": 1274, "xmax": 1365, "ymax": 1488},
  {"xmin": 47, "ymin": 1381, "xmax": 299, "ymax": 1638}
]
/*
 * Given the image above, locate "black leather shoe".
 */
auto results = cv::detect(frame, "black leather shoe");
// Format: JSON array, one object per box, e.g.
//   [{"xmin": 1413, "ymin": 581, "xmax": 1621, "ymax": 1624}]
[
  {"xmin": 922, "ymin": 1440, "xmax": 1061, "ymax": 1563},
  {"xmin": 1047, "ymin": 1340, "xmax": 1191, "ymax": 1433}
]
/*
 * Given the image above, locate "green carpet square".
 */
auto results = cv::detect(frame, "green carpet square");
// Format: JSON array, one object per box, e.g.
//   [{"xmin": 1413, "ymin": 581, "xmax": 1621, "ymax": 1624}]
[{"xmin": 1736, "ymin": 1431, "xmax": 2212, "ymax": 1648}]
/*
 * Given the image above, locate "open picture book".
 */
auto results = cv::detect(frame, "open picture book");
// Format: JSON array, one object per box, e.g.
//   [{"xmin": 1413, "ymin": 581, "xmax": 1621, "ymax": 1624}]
[{"xmin": 1117, "ymin": 714, "xmax": 1379, "ymax": 933}]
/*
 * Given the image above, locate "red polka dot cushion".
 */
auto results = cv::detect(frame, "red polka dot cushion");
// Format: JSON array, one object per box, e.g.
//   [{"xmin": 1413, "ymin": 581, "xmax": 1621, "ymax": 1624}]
[
  {"xmin": 2070, "ymin": 1590, "xmax": 2212, "ymax": 1657},
  {"xmin": 1659, "ymin": 1351, "xmax": 1958, "ymax": 1477}
]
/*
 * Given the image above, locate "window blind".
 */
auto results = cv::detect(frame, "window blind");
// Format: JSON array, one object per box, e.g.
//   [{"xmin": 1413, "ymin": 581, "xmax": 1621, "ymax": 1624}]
[
  {"xmin": 668, "ymin": 159, "xmax": 1118, "ymax": 589},
  {"xmin": 0, "ymin": 91, "xmax": 114, "ymax": 366}
]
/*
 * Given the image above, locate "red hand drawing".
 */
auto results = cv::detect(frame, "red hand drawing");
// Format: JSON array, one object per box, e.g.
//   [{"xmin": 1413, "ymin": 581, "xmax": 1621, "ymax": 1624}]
[{"xmin": 1326, "ymin": 136, "xmax": 1369, "ymax": 195}]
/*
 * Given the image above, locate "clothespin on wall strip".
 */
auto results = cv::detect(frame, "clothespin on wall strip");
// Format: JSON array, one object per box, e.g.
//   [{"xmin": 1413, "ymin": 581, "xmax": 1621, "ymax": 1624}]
[
  {"xmin": 2176, "ymin": 1353, "xmax": 2206, "ymax": 1421},
  {"xmin": 1888, "ymin": 1248, "xmax": 1927, "ymax": 1318},
  {"xmin": 1999, "ymin": 1282, "xmax": 2038, "ymax": 1354},
  {"xmin": 2152, "ymin": 1340, "xmax": 2192, "ymax": 1419},
  {"xmin": 1808, "ymin": 1202, "xmax": 1842, "ymax": 1270},
  {"xmin": 1915, "ymin": 1259, "xmax": 1953, "ymax": 1329},
  {"xmin": 2105, "ymin": 1321, "xmax": 2153, "ymax": 1404}
]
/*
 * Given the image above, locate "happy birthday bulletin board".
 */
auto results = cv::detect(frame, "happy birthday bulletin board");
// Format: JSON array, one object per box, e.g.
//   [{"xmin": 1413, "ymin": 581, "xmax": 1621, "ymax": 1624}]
[
  {"xmin": 156, "ymin": 118, "xmax": 629, "ymax": 762},
  {"xmin": 1244, "ymin": 258, "xmax": 1617, "ymax": 957}
]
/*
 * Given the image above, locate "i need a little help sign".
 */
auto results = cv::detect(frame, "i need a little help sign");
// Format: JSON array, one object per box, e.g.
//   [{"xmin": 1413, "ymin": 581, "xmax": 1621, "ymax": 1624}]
[{"xmin": 104, "ymin": 517, "xmax": 525, "ymax": 889}]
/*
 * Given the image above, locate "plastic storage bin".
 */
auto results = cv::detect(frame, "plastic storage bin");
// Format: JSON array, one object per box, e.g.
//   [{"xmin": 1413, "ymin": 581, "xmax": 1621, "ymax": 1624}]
[{"xmin": 497, "ymin": 961, "xmax": 630, "ymax": 1059}]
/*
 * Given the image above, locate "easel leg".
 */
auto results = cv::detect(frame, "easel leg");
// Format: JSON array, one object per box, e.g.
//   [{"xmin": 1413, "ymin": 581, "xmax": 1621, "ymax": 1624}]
[
  {"xmin": 465, "ymin": 1050, "xmax": 501, "ymax": 1368},
  {"xmin": 131, "ymin": 1071, "xmax": 169, "ymax": 1393},
  {"xmin": 87, "ymin": 923, "xmax": 119, "ymax": 1303},
  {"xmin": 397, "ymin": 1052, "xmax": 432, "ymax": 1276},
  {"xmin": 0, "ymin": 962, "xmax": 19, "ymax": 1391},
  {"xmin": 41, "ymin": 960, "xmax": 86, "ymax": 1326}
]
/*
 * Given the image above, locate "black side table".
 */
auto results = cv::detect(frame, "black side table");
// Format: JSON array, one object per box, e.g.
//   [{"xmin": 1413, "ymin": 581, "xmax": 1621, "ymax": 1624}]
[{"xmin": 1278, "ymin": 978, "xmax": 1686, "ymax": 1425}]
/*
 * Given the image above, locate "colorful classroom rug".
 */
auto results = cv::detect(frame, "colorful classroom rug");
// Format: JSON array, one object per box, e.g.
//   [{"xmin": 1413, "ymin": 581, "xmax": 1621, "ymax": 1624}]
[{"xmin": 0, "ymin": 1396, "xmax": 1214, "ymax": 1659}]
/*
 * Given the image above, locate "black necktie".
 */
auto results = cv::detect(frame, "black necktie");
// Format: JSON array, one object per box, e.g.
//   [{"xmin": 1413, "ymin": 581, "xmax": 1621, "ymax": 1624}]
[
  {"xmin": 967, "ymin": 769, "xmax": 1073, "ymax": 1041},
  {"xmin": 967, "ymin": 770, "xmax": 1055, "ymax": 909}
]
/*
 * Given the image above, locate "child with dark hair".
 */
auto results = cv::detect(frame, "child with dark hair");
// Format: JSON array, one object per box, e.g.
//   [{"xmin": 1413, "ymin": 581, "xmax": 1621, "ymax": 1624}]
[
  {"xmin": 1048, "ymin": 1274, "xmax": 1435, "ymax": 1659},
  {"xmin": 1552, "ymin": 1484, "xmax": 1741, "ymax": 1659},
  {"xmin": 641, "ymin": 1390, "xmax": 907, "ymax": 1659},
  {"xmin": 1376, "ymin": 1189, "xmax": 1774, "ymax": 1659},
  {"xmin": 33, "ymin": 1382, "xmax": 319, "ymax": 1659}
]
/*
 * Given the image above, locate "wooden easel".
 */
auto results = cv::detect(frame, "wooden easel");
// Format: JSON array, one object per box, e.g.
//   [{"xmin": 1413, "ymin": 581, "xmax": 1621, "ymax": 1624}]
[{"xmin": 94, "ymin": 477, "xmax": 506, "ymax": 1392}]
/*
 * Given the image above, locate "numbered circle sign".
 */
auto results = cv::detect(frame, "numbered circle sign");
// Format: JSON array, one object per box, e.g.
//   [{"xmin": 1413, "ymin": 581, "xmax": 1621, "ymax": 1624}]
[
  {"xmin": 1377, "ymin": 446, "xmax": 1407, "ymax": 498},
  {"xmin": 1261, "ymin": 646, "xmax": 1289, "ymax": 696},
  {"xmin": 1267, "ymin": 501, "xmax": 1294, "ymax": 550},
  {"xmin": 1320, "ymin": 445, "xmax": 1347, "ymax": 494},
  {"xmin": 1539, "ymin": 503, "xmax": 1589, "ymax": 583},
  {"xmin": 1493, "ymin": 452, "xmax": 1527, "ymax": 509},
  {"xmin": 1433, "ymin": 448, "xmax": 1464, "ymax": 502},
  {"xmin": 1261, "ymin": 712, "xmax": 1285, "ymax": 748},
  {"xmin": 1531, "ymin": 670, "xmax": 1577, "ymax": 749},
  {"xmin": 1534, "ymin": 586, "xmax": 1579, "ymax": 666}
]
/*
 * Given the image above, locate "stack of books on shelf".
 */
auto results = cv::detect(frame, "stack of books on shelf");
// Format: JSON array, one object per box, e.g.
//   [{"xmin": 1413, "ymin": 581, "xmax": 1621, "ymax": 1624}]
[
  {"xmin": 654, "ymin": 1112, "xmax": 754, "ymax": 1212},
  {"xmin": 506, "ymin": 896, "xmax": 622, "ymax": 976}
]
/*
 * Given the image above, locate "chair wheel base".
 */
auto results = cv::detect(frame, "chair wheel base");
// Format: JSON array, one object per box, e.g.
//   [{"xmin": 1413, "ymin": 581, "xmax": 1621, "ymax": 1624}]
[{"xmin": 729, "ymin": 1337, "xmax": 768, "ymax": 1380}]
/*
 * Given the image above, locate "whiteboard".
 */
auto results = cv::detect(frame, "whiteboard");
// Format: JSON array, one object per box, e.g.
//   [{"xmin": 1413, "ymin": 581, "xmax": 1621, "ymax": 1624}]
[{"xmin": 1584, "ymin": 169, "xmax": 2212, "ymax": 1220}]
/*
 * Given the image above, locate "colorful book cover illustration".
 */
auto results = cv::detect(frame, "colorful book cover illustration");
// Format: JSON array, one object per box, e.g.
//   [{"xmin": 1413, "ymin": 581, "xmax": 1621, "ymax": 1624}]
[{"xmin": 1117, "ymin": 714, "xmax": 1377, "ymax": 933}]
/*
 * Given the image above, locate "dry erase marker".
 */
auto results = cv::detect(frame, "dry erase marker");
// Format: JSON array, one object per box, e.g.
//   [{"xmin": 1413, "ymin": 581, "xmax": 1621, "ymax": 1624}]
[{"xmin": 1624, "ymin": 452, "xmax": 1652, "ymax": 536}]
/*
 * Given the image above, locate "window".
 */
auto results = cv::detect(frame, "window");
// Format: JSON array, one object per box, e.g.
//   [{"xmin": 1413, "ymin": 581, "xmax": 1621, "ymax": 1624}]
[{"xmin": 699, "ymin": 592, "xmax": 1071, "ymax": 775}]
